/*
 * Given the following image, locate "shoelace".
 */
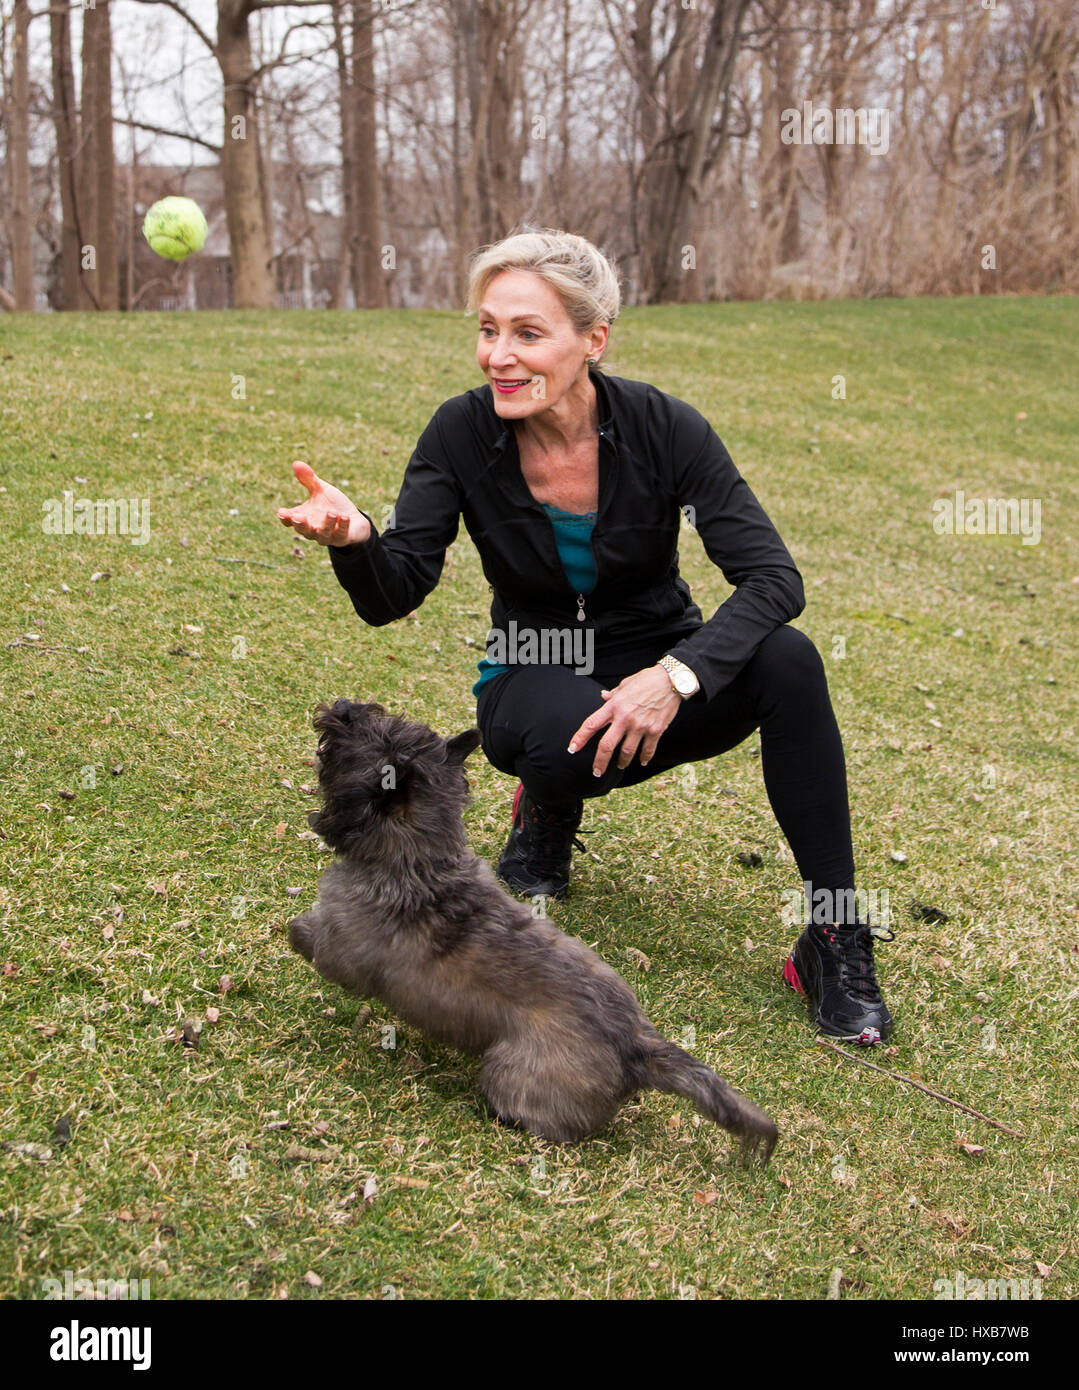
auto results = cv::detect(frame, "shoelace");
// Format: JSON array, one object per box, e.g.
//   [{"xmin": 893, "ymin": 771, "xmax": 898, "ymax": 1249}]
[
  {"xmin": 819, "ymin": 922, "xmax": 894, "ymax": 1003},
  {"xmin": 524, "ymin": 804, "xmax": 592, "ymax": 875}
]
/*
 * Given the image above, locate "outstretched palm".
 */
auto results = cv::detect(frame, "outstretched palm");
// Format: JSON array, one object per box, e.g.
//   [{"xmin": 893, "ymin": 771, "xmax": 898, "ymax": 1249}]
[{"xmin": 277, "ymin": 461, "xmax": 370, "ymax": 546}]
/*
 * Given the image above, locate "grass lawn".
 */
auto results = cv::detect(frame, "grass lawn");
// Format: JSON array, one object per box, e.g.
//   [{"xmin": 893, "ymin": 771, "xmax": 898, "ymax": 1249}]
[{"xmin": 0, "ymin": 296, "xmax": 1075, "ymax": 1301}]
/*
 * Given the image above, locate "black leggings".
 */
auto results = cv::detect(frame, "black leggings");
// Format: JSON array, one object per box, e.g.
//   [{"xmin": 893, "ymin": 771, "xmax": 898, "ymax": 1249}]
[{"xmin": 475, "ymin": 624, "xmax": 856, "ymax": 900}]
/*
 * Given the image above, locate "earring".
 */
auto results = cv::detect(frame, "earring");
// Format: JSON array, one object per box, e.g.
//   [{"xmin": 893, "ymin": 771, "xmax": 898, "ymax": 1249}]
[{"xmin": 587, "ymin": 357, "xmax": 597, "ymax": 365}]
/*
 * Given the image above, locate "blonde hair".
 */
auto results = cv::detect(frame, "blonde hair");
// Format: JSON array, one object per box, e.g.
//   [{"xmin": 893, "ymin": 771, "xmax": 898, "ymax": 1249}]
[{"xmin": 465, "ymin": 227, "xmax": 621, "ymax": 349}]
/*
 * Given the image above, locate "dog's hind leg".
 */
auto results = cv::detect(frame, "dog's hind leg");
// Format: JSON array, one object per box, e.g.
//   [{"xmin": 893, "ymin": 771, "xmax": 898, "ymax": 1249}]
[{"xmin": 479, "ymin": 1038, "xmax": 622, "ymax": 1144}]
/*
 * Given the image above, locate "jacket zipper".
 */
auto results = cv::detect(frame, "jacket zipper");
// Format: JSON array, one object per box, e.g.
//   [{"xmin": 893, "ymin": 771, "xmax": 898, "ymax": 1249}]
[{"xmin": 575, "ymin": 426, "xmax": 612, "ymax": 625}]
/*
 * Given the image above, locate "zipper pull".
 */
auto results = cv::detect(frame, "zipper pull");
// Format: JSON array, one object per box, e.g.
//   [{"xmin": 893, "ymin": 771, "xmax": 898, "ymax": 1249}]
[{"xmin": 576, "ymin": 593, "xmax": 586, "ymax": 622}]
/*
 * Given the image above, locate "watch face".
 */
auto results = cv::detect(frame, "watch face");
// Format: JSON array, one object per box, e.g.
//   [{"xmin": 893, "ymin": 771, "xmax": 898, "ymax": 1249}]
[{"xmin": 674, "ymin": 671, "xmax": 694, "ymax": 694}]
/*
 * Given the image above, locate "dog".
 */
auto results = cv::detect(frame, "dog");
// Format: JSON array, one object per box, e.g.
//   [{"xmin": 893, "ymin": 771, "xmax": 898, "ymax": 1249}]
[{"xmin": 287, "ymin": 699, "xmax": 778, "ymax": 1162}]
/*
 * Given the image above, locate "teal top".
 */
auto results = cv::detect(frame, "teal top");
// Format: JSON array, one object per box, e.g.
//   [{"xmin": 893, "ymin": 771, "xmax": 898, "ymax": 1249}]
[{"xmin": 472, "ymin": 503, "xmax": 597, "ymax": 696}]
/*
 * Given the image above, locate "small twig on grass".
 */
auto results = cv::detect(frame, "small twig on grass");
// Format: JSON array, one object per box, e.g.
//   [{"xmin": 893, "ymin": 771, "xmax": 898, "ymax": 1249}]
[
  {"xmin": 215, "ymin": 557, "xmax": 284, "ymax": 570},
  {"xmin": 816, "ymin": 1037, "xmax": 1026, "ymax": 1137},
  {"xmin": 7, "ymin": 640, "xmax": 86, "ymax": 653}
]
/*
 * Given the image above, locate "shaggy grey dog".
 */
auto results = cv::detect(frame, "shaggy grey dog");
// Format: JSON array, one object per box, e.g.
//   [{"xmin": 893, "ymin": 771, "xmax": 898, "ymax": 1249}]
[{"xmin": 288, "ymin": 699, "xmax": 778, "ymax": 1162}]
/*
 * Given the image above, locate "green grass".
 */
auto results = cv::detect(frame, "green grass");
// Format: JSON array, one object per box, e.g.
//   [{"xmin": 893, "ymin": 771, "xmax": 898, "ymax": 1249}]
[{"xmin": 0, "ymin": 297, "xmax": 1076, "ymax": 1301}]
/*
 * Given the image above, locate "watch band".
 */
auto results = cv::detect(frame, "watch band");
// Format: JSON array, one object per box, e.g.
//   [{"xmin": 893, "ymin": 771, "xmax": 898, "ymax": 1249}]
[{"xmin": 658, "ymin": 654, "xmax": 700, "ymax": 698}]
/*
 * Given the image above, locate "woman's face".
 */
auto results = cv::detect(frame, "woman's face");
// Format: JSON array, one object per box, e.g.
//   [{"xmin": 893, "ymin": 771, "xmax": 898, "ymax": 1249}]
[{"xmin": 476, "ymin": 269, "xmax": 606, "ymax": 422}]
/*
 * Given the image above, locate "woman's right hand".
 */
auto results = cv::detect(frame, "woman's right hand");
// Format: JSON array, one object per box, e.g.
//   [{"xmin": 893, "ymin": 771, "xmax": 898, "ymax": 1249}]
[{"xmin": 277, "ymin": 460, "xmax": 372, "ymax": 547}]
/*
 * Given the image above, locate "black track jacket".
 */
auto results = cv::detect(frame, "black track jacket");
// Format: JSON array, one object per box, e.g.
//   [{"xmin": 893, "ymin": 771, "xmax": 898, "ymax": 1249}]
[{"xmin": 328, "ymin": 366, "xmax": 805, "ymax": 703}]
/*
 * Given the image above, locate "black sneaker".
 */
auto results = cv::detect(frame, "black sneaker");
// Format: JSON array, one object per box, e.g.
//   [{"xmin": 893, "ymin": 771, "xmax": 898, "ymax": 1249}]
[
  {"xmin": 496, "ymin": 783, "xmax": 589, "ymax": 901},
  {"xmin": 783, "ymin": 919, "xmax": 895, "ymax": 1044}
]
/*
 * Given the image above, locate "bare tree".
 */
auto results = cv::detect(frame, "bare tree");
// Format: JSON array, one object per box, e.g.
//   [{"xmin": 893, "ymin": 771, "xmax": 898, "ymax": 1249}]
[
  {"xmin": 49, "ymin": 0, "xmax": 82, "ymax": 308},
  {"xmin": 6, "ymin": 0, "xmax": 33, "ymax": 308}
]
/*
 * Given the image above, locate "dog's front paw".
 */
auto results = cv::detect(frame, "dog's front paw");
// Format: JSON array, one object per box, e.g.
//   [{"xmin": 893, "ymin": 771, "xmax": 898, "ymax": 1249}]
[{"xmin": 287, "ymin": 912, "xmax": 318, "ymax": 962}]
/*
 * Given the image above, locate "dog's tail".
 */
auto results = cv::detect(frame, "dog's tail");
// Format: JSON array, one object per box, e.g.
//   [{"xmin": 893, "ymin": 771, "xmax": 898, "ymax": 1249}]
[{"xmin": 644, "ymin": 1039, "xmax": 778, "ymax": 1166}]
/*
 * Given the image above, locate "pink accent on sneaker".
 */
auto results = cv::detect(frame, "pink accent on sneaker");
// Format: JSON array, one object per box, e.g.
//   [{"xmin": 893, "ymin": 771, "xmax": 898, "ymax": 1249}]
[
  {"xmin": 783, "ymin": 955, "xmax": 806, "ymax": 996},
  {"xmin": 511, "ymin": 783, "xmax": 524, "ymax": 822}
]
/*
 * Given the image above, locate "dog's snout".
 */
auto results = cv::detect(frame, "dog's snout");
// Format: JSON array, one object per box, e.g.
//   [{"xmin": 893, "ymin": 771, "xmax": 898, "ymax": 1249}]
[{"xmin": 331, "ymin": 698, "xmax": 354, "ymax": 722}]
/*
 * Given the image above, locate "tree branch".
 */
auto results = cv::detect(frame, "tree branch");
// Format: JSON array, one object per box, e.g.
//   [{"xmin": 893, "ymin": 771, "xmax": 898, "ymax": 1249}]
[
  {"xmin": 113, "ymin": 114, "xmax": 222, "ymax": 155},
  {"xmin": 136, "ymin": 0, "xmax": 216, "ymax": 55}
]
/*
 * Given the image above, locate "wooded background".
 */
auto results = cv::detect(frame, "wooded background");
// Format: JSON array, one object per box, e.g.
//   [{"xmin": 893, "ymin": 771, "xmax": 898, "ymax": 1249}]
[{"xmin": 1, "ymin": 0, "xmax": 1077, "ymax": 312}]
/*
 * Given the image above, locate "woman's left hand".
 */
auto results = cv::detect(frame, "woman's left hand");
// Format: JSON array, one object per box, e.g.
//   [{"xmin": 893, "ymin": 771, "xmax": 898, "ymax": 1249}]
[{"xmin": 568, "ymin": 665, "xmax": 683, "ymax": 777}]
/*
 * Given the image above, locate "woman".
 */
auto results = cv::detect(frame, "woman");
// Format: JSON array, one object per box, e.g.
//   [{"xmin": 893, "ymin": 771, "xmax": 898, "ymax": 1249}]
[{"xmin": 277, "ymin": 228, "xmax": 893, "ymax": 1046}]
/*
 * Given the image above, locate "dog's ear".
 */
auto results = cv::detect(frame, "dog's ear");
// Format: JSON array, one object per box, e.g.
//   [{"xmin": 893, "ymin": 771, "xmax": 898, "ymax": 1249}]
[
  {"xmin": 446, "ymin": 728, "xmax": 482, "ymax": 765},
  {"xmin": 312, "ymin": 699, "xmax": 387, "ymax": 734}
]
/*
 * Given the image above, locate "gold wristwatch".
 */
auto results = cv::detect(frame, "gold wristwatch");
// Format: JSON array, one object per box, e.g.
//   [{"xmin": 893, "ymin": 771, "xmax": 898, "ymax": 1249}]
[{"xmin": 657, "ymin": 654, "xmax": 700, "ymax": 698}]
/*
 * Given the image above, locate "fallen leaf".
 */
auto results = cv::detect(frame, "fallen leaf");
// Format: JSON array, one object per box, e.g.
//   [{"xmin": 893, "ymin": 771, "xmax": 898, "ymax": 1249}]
[
  {"xmin": 363, "ymin": 1175, "xmax": 378, "ymax": 1203},
  {"xmin": 303, "ymin": 1270, "xmax": 322, "ymax": 1287},
  {"xmin": 957, "ymin": 1140, "xmax": 985, "ymax": 1157},
  {"xmin": 274, "ymin": 822, "xmax": 288, "ymax": 839},
  {"xmin": 1034, "ymin": 1261, "xmax": 1050, "ymax": 1279},
  {"xmin": 2, "ymin": 1140, "xmax": 52, "ymax": 1163},
  {"xmin": 625, "ymin": 947, "xmax": 651, "ymax": 972},
  {"xmin": 693, "ymin": 1189, "xmax": 719, "ymax": 1206},
  {"xmin": 285, "ymin": 1144, "xmax": 339, "ymax": 1163},
  {"xmin": 205, "ymin": 1006, "xmax": 220, "ymax": 1024},
  {"xmin": 219, "ymin": 976, "xmax": 234, "ymax": 995}
]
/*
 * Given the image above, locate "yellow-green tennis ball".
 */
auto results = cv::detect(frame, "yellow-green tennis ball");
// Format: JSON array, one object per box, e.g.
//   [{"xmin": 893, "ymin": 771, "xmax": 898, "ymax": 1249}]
[{"xmin": 142, "ymin": 196, "xmax": 208, "ymax": 261}]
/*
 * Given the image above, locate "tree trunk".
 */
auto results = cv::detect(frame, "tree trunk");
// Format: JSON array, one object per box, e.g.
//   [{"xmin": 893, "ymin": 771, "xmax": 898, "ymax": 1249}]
[
  {"xmin": 9, "ymin": 0, "xmax": 33, "ymax": 309},
  {"xmin": 49, "ymin": 1, "xmax": 82, "ymax": 309},
  {"xmin": 217, "ymin": 0, "xmax": 274, "ymax": 308},
  {"xmin": 77, "ymin": 6, "xmax": 99, "ymax": 309},
  {"xmin": 84, "ymin": 1, "xmax": 119, "ymax": 309},
  {"xmin": 451, "ymin": 12, "xmax": 471, "ymax": 303},
  {"xmin": 482, "ymin": 0, "xmax": 523, "ymax": 239},
  {"xmin": 641, "ymin": 0, "xmax": 751, "ymax": 303},
  {"xmin": 351, "ymin": 0, "xmax": 386, "ymax": 307},
  {"xmin": 331, "ymin": 0, "xmax": 354, "ymax": 308}
]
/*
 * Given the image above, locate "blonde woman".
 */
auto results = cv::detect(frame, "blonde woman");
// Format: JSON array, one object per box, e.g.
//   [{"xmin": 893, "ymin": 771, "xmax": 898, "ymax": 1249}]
[{"xmin": 278, "ymin": 228, "xmax": 893, "ymax": 1046}]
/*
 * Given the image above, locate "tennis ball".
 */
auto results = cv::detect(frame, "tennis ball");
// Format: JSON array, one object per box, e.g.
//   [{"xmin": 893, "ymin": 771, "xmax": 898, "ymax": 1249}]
[{"xmin": 142, "ymin": 196, "xmax": 208, "ymax": 261}]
